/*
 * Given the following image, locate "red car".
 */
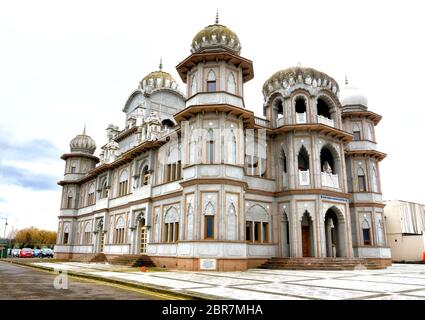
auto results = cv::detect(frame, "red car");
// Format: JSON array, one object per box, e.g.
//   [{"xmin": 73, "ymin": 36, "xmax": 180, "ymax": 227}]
[{"xmin": 19, "ymin": 248, "xmax": 34, "ymax": 258}]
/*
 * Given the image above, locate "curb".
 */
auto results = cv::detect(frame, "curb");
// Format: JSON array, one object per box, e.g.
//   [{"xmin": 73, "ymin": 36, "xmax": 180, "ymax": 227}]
[{"xmin": 6, "ymin": 260, "xmax": 218, "ymax": 300}]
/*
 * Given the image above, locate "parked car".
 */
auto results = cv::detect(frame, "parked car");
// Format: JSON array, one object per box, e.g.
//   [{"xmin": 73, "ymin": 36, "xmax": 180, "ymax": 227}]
[
  {"xmin": 11, "ymin": 249, "xmax": 21, "ymax": 257},
  {"xmin": 19, "ymin": 248, "xmax": 34, "ymax": 258},
  {"xmin": 41, "ymin": 248, "xmax": 54, "ymax": 258},
  {"xmin": 33, "ymin": 248, "xmax": 42, "ymax": 258}
]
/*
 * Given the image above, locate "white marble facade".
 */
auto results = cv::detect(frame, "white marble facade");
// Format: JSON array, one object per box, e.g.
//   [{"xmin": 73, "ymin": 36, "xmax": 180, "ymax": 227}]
[{"xmin": 55, "ymin": 17, "xmax": 390, "ymax": 269}]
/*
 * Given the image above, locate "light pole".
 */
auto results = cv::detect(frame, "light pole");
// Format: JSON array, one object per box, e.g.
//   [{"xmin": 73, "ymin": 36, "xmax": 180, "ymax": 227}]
[{"xmin": 0, "ymin": 217, "xmax": 8, "ymax": 239}]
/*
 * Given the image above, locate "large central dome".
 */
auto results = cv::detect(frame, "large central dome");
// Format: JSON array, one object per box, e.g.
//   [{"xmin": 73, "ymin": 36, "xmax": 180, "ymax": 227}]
[{"xmin": 191, "ymin": 15, "xmax": 241, "ymax": 55}]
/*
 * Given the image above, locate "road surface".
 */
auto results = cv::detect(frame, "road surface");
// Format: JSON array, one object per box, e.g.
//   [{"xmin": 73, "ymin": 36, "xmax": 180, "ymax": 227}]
[{"xmin": 0, "ymin": 261, "xmax": 172, "ymax": 300}]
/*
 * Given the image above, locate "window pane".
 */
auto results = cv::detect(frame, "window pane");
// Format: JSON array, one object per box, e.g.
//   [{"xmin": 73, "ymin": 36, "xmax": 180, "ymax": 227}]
[
  {"xmin": 206, "ymin": 216, "xmax": 214, "ymax": 238},
  {"xmin": 207, "ymin": 81, "xmax": 216, "ymax": 92},
  {"xmin": 359, "ymin": 176, "xmax": 366, "ymax": 192},
  {"xmin": 363, "ymin": 228, "xmax": 371, "ymax": 244},
  {"xmin": 246, "ymin": 222, "xmax": 252, "ymax": 241},
  {"xmin": 353, "ymin": 131, "xmax": 361, "ymax": 141},
  {"xmin": 254, "ymin": 222, "xmax": 260, "ymax": 241}
]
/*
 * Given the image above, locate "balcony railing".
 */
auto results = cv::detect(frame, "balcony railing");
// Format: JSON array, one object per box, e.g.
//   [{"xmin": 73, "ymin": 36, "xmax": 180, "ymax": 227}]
[
  {"xmin": 321, "ymin": 172, "xmax": 339, "ymax": 189},
  {"xmin": 277, "ymin": 117, "xmax": 285, "ymax": 127},
  {"xmin": 254, "ymin": 117, "xmax": 270, "ymax": 128},
  {"xmin": 317, "ymin": 115, "xmax": 334, "ymax": 127},
  {"xmin": 296, "ymin": 112, "xmax": 307, "ymax": 124},
  {"xmin": 298, "ymin": 169, "xmax": 310, "ymax": 185}
]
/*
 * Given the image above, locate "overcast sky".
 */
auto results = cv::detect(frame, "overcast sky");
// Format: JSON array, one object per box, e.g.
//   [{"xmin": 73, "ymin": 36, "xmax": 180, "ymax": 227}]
[{"xmin": 0, "ymin": 0, "xmax": 424, "ymax": 233}]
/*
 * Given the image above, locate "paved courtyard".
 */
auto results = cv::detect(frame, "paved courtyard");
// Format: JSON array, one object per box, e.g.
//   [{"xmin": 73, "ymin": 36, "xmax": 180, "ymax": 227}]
[{"xmin": 32, "ymin": 262, "xmax": 425, "ymax": 300}]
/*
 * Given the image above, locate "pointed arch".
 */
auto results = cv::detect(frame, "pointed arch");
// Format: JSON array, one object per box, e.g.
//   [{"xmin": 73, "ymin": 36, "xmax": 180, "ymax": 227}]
[
  {"xmin": 164, "ymin": 206, "xmax": 179, "ymax": 243},
  {"xmin": 281, "ymin": 210, "xmax": 290, "ymax": 257},
  {"xmin": 206, "ymin": 69, "xmax": 217, "ymax": 92},
  {"xmin": 227, "ymin": 202, "xmax": 237, "ymax": 240},
  {"xmin": 186, "ymin": 203, "xmax": 194, "ymax": 240},
  {"xmin": 228, "ymin": 129, "xmax": 237, "ymax": 165},
  {"xmin": 190, "ymin": 74, "xmax": 197, "ymax": 96},
  {"xmin": 297, "ymin": 146, "xmax": 309, "ymax": 171},
  {"xmin": 361, "ymin": 218, "xmax": 371, "ymax": 245},
  {"xmin": 371, "ymin": 164, "xmax": 378, "ymax": 192},
  {"xmin": 227, "ymin": 72, "xmax": 236, "ymax": 94},
  {"xmin": 206, "ymin": 128, "xmax": 215, "ymax": 164},
  {"xmin": 189, "ymin": 131, "xmax": 196, "ymax": 165},
  {"xmin": 357, "ymin": 166, "xmax": 366, "ymax": 192},
  {"xmin": 246, "ymin": 204, "xmax": 269, "ymax": 243},
  {"xmin": 204, "ymin": 202, "xmax": 215, "ymax": 216},
  {"xmin": 301, "ymin": 210, "xmax": 314, "ymax": 257}
]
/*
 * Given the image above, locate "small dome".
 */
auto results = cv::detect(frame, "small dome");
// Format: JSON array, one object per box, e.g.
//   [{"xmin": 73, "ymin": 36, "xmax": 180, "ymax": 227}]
[
  {"xmin": 139, "ymin": 71, "xmax": 177, "ymax": 91},
  {"xmin": 70, "ymin": 129, "xmax": 96, "ymax": 155},
  {"xmin": 340, "ymin": 85, "xmax": 368, "ymax": 107},
  {"xmin": 191, "ymin": 19, "xmax": 241, "ymax": 55},
  {"xmin": 139, "ymin": 60, "xmax": 179, "ymax": 92},
  {"xmin": 262, "ymin": 66, "xmax": 339, "ymax": 98}
]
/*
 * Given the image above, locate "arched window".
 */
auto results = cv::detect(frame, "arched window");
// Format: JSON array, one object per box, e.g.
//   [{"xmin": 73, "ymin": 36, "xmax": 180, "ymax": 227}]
[
  {"xmin": 228, "ymin": 130, "xmax": 237, "ymax": 164},
  {"xmin": 206, "ymin": 70, "xmax": 216, "ymax": 92},
  {"xmin": 189, "ymin": 132, "xmax": 196, "ymax": 165},
  {"xmin": 320, "ymin": 146, "xmax": 335, "ymax": 174},
  {"xmin": 275, "ymin": 99, "xmax": 284, "ymax": 120},
  {"xmin": 227, "ymin": 72, "xmax": 236, "ymax": 94},
  {"xmin": 317, "ymin": 98, "xmax": 331, "ymax": 119},
  {"xmin": 362, "ymin": 219, "xmax": 371, "ymax": 245},
  {"xmin": 353, "ymin": 124, "xmax": 361, "ymax": 141},
  {"xmin": 246, "ymin": 205, "xmax": 269, "ymax": 243},
  {"xmin": 87, "ymin": 183, "xmax": 95, "ymax": 205},
  {"xmin": 280, "ymin": 148, "xmax": 287, "ymax": 173},
  {"xmin": 141, "ymin": 165, "xmax": 149, "ymax": 186},
  {"xmin": 66, "ymin": 190, "xmax": 74, "ymax": 209},
  {"xmin": 99, "ymin": 177, "xmax": 108, "ymax": 199},
  {"xmin": 207, "ymin": 129, "xmax": 215, "ymax": 164},
  {"xmin": 63, "ymin": 224, "xmax": 70, "ymax": 244},
  {"xmin": 371, "ymin": 165, "xmax": 378, "ymax": 192},
  {"xmin": 295, "ymin": 97, "xmax": 307, "ymax": 124},
  {"xmin": 298, "ymin": 146, "xmax": 309, "ymax": 171},
  {"xmin": 280, "ymin": 148, "xmax": 288, "ymax": 188},
  {"xmin": 164, "ymin": 207, "xmax": 179, "ymax": 243},
  {"xmin": 118, "ymin": 170, "xmax": 129, "ymax": 197},
  {"xmin": 357, "ymin": 167, "xmax": 366, "ymax": 192},
  {"xmin": 114, "ymin": 216, "xmax": 125, "ymax": 244},
  {"xmin": 295, "ymin": 97, "xmax": 306, "ymax": 113},
  {"xmin": 204, "ymin": 202, "xmax": 215, "ymax": 239},
  {"xmin": 367, "ymin": 123, "xmax": 374, "ymax": 141},
  {"xmin": 164, "ymin": 145, "xmax": 181, "ymax": 183},
  {"xmin": 190, "ymin": 74, "xmax": 197, "ymax": 96},
  {"xmin": 70, "ymin": 161, "xmax": 77, "ymax": 174},
  {"xmin": 83, "ymin": 221, "xmax": 92, "ymax": 244}
]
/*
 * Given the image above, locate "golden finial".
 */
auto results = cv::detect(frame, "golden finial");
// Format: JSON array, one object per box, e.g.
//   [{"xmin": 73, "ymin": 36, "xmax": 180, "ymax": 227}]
[
  {"xmin": 345, "ymin": 73, "xmax": 349, "ymax": 85},
  {"xmin": 83, "ymin": 123, "xmax": 86, "ymax": 135},
  {"xmin": 159, "ymin": 57, "xmax": 163, "ymax": 71},
  {"xmin": 215, "ymin": 9, "xmax": 219, "ymax": 24}
]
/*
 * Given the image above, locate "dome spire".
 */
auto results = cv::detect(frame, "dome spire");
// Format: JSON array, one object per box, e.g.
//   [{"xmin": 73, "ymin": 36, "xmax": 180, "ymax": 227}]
[
  {"xmin": 345, "ymin": 73, "xmax": 349, "ymax": 85},
  {"xmin": 215, "ymin": 9, "xmax": 219, "ymax": 24},
  {"xmin": 83, "ymin": 123, "xmax": 86, "ymax": 135},
  {"xmin": 159, "ymin": 57, "xmax": 163, "ymax": 71}
]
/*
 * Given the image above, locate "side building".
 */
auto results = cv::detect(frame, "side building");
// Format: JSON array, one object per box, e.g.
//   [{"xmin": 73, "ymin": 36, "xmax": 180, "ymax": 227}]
[
  {"xmin": 385, "ymin": 200, "xmax": 425, "ymax": 262},
  {"xmin": 55, "ymin": 18, "xmax": 391, "ymax": 270}
]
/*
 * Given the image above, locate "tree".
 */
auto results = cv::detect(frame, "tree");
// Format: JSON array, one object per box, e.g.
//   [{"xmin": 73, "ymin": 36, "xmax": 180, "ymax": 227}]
[{"xmin": 12, "ymin": 227, "xmax": 57, "ymax": 248}]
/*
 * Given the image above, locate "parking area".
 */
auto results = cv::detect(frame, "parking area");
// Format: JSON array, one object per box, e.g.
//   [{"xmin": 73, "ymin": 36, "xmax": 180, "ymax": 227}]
[{"xmin": 28, "ymin": 262, "xmax": 425, "ymax": 300}]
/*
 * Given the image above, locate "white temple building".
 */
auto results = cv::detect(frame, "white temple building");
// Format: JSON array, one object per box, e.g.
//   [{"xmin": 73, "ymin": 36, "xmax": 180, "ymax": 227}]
[{"xmin": 55, "ymin": 16, "xmax": 390, "ymax": 270}]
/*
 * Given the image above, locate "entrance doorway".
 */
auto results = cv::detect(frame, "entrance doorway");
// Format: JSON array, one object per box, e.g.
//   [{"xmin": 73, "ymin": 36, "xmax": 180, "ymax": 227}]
[
  {"xmin": 324, "ymin": 207, "xmax": 347, "ymax": 257},
  {"xmin": 301, "ymin": 211, "xmax": 314, "ymax": 257},
  {"xmin": 139, "ymin": 218, "xmax": 147, "ymax": 254}
]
